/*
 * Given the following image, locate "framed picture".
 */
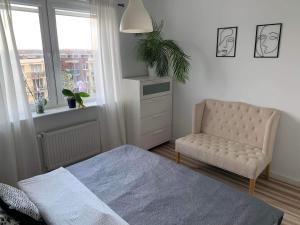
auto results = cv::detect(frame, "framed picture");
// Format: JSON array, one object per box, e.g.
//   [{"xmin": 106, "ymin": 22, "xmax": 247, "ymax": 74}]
[
  {"xmin": 216, "ymin": 27, "xmax": 238, "ymax": 57},
  {"xmin": 254, "ymin": 23, "xmax": 282, "ymax": 58}
]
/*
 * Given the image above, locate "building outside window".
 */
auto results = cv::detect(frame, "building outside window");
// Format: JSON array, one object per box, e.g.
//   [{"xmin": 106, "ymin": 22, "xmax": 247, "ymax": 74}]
[
  {"xmin": 31, "ymin": 64, "xmax": 42, "ymax": 73},
  {"xmin": 11, "ymin": 0, "xmax": 97, "ymax": 107}
]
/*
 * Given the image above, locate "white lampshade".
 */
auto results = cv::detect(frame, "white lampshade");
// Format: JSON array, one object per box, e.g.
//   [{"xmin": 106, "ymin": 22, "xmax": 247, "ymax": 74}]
[{"xmin": 120, "ymin": 0, "xmax": 153, "ymax": 33}]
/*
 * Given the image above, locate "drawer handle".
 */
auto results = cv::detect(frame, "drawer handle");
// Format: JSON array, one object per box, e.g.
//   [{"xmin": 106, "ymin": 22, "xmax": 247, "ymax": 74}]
[
  {"xmin": 148, "ymin": 98, "xmax": 165, "ymax": 103},
  {"xmin": 152, "ymin": 129, "xmax": 164, "ymax": 135},
  {"xmin": 148, "ymin": 100, "xmax": 159, "ymax": 103},
  {"xmin": 152, "ymin": 114, "xmax": 164, "ymax": 119}
]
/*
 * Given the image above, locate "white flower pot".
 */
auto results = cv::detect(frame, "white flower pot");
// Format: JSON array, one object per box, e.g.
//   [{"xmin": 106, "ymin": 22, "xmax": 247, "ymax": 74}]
[{"xmin": 148, "ymin": 66, "xmax": 156, "ymax": 77}]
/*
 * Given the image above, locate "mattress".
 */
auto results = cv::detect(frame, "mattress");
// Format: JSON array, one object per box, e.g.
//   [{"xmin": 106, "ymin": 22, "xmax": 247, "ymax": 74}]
[{"xmin": 67, "ymin": 145, "xmax": 283, "ymax": 225}]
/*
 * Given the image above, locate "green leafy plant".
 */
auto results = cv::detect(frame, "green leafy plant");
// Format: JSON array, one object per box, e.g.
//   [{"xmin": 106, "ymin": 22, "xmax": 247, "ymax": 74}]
[
  {"xmin": 62, "ymin": 89, "xmax": 90, "ymax": 108},
  {"xmin": 136, "ymin": 21, "xmax": 190, "ymax": 83}
]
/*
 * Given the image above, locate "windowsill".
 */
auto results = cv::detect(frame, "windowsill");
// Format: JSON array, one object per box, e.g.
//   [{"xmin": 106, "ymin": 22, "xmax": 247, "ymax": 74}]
[{"xmin": 32, "ymin": 102, "xmax": 98, "ymax": 119}]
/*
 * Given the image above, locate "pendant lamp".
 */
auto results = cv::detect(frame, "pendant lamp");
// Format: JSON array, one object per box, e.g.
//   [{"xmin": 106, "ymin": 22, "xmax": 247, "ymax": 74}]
[{"xmin": 120, "ymin": 0, "xmax": 153, "ymax": 33}]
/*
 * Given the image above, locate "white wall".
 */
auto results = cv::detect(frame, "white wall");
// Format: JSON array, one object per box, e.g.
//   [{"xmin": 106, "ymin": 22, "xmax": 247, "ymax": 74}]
[
  {"xmin": 117, "ymin": 2, "xmax": 147, "ymax": 77},
  {"xmin": 145, "ymin": 0, "xmax": 300, "ymax": 185},
  {"xmin": 119, "ymin": 30, "xmax": 147, "ymax": 77},
  {"xmin": 33, "ymin": 106, "xmax": 99, "ymax": 134}
]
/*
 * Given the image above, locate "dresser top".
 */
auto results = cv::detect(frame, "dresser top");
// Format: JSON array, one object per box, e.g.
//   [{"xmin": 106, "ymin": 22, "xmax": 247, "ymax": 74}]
[{"xmin": 123, "ymin": 75, "xmax": 171, "ymax": 82}]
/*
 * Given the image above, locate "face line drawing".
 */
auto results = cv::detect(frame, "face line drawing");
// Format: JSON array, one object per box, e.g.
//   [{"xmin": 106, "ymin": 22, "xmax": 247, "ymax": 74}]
[
  {"xmin": 262, "ymin": 31, "xmax": 279, "ymax": 54},
  {"xmin": 218, "ymin": 28, "xmax": 235, "ymax": 56},
  {"xmin": 256, "ymin": 25, "xmax": 280, "ymax": 57},
  {"xmin": 258, "ymin": 27, "xmax": 264, "ymax": 57}
]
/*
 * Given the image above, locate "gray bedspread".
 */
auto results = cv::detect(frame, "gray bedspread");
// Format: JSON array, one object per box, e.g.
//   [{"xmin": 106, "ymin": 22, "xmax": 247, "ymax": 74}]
[{"xmin": 67, "ymin": 145, "xmax": 283, "ymax": 225}]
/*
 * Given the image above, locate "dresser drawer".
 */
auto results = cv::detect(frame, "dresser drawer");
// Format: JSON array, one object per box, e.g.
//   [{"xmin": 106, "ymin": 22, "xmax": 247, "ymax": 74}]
[
  {"xmin": 141, "ymin": 111, "xmax": 171, "ymax": 135},
  {"xmin": 141, "ymin": 126, "xmax": 171, "ymax": 150},
  {"xmin": 141, "ymin": 95, "xmax": 171, "ymax": 118},
  {"xmin": 141, "ymin": 80, "xmax": 171, "ymax": 100}
]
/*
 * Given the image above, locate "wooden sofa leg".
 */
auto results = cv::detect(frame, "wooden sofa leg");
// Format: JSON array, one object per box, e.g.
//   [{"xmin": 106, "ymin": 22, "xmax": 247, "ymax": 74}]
[
  {"xmin": 176, "ymin": 152, "xmax": 181, "ymax": 164},
  {"xmin": 265, "ymin": 164, "xmax": 270, "ymax": 180},
  {"xmin": 249, "ymin": 179, "xmax": 256, "ymax": 195}
]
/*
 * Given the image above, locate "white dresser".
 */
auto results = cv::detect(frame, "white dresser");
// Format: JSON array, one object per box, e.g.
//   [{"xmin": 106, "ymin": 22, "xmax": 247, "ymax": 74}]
[{"xmin": 122, "ymin": 76, "xmax": 172, "ymax": 150}]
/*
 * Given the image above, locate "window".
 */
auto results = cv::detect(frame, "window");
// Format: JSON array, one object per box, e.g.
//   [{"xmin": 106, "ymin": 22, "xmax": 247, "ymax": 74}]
[
  {"xmin": 11, "ymin": 4, "xmax": 49, "ymax": 105},
  {"xmin": 82, "ymin": 64, "xmax": 88, "ymax": 70},
  {"xmin": 55, "ymin": 9, "xmax": 96, "ymax": 96},
  {"xmin": 32, "ymin": 78, "xmax": 45, "ymax": 91},
  {"xmin": 11, "ymin": 0, "xmax": 96, "ymax": 108},
  {"xmin": 31, "ymin": 64, "xmax": 43, "ymax": 73}
]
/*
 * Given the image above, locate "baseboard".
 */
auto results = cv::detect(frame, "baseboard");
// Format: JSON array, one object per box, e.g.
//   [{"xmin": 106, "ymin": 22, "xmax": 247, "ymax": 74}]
[
  {"xmin": 270, "ymin": 171, "xmax": 300, "ymax": 187},
  {"xmin": 169, "ymin": 139, "xmax": 176, "ymax": 144}
]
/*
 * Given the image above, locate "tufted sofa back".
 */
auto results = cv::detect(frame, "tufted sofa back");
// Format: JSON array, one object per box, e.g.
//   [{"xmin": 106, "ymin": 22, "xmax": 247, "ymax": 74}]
[{"xmin": 200, "ymin": 99, "xmax": 277, "ymax": 148}]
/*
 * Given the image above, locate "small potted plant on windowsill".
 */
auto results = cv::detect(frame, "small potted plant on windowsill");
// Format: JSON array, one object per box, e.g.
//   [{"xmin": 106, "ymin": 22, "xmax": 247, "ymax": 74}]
[
  {"xmin": 25, "ymin": 79, "xmax": 48, "ymax": 114},
  {"xmin": 62, "ymin": 89, "xmax": 90, "ymax": 109},
  {"xmin": 35, "ymin": 93, "xmax": 48, "ymax": 114},
  {"xmin": 136, "ymin": 21, "xmax": 190, "ymax": 83}
]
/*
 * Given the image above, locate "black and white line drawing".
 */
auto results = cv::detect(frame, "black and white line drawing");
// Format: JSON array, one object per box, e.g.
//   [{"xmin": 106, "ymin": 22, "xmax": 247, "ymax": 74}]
[
  {"xmin": 254, "ymin": 23, "xmax": 282, "ymax": 58},
  {"xmin": 216, "ymin": 27, "xmax": 238, "ymax": 57}
]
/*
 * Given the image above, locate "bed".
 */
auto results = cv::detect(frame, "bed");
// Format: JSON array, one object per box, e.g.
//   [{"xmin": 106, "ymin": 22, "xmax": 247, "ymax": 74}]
[{"xmin": 65, "ymin": 145, "xmax": 283, "ymax": 225}]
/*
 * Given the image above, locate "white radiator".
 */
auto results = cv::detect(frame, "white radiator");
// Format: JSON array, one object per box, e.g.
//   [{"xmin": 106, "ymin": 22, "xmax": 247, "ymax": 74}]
[{"xmin": 38, "ymin": 120, "xmax": 101, "ymax": 171}]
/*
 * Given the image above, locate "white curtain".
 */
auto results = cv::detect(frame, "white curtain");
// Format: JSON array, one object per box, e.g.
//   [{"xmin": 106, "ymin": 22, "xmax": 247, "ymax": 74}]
[
  {"xmin": 0, "ymin": 0, "xmax": 41, "ymax": 185},
  {"xmin": 90, "ymin": 0, "xmax": 126, "ymax": 151}
]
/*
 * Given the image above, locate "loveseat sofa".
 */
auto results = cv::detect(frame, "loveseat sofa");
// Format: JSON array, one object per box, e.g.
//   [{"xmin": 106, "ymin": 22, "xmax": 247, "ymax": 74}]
[{"xmin": 175, "ymin": 99, "xmax": 280, "ymax": 194}]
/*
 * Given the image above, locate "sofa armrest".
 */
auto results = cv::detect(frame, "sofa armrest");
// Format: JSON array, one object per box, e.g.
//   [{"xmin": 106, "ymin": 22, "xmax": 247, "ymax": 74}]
[
  {"xmin": 262, "ymin": 110, "xmax": 280, "ymax": 162},
  {"xmin": 192, "ymin": 101, "xmax": 206, "ymax": 134}
]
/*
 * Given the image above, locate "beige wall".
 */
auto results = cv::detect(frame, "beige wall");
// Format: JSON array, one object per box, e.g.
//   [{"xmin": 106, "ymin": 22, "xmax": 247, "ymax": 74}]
[{"xmin": 143, "ymin": 0, "xmax": 300, "ymax": 185}]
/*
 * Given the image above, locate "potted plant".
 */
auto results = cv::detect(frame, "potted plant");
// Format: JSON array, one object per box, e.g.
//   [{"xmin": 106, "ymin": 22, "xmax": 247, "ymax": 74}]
[
  {"xmin": 35, "ymin": 93, "xmax": 48, "ymax": 114},
  {"xmin": 62, "ymin": 89, "xmax": 90, "ymax": 109},
  {"xmin": 25, "ymin": 79, "xmax": 47, "ymax": 114},
  {"xmin": 136, "ymin": 21, "xmax": 190, "ymax": 83}
]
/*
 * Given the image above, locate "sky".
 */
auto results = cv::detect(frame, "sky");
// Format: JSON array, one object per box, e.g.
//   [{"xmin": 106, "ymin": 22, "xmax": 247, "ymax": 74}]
[{"xmin": 12, "ymin": 10, "xmax": 92, "ymax": 50}]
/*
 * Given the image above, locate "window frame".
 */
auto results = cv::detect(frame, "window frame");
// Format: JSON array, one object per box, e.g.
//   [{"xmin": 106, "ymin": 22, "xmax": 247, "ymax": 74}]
[
  {"xmin": 12, "ymin": 0, "xmax": 57, "ymax": 108},
  {"xmin": 11, "ymin": 0, "xmax": 95, "ymax": 109}
]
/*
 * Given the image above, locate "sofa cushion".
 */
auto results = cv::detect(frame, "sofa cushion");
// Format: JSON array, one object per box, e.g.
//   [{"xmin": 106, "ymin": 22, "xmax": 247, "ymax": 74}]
[
  {"xmin": 201, "ymin": 99, "xmax": 275, "ymax": 148},
  {"xmin": 176, "ymin": 133, "xmax": 268, "ymax": 179}
]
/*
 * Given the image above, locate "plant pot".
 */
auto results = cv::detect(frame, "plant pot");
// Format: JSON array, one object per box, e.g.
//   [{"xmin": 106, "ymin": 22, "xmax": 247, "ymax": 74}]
[
  {"xmin": 67, "ymin": 97, "xmax": 76, "ymax": 109},
  {"xmin": 148, "ymin": 66, "xmax": 157, "ymax": 78},
  {"xmin": 35, "ymin": 100, "xmax": 45, "ymax": 114}
]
